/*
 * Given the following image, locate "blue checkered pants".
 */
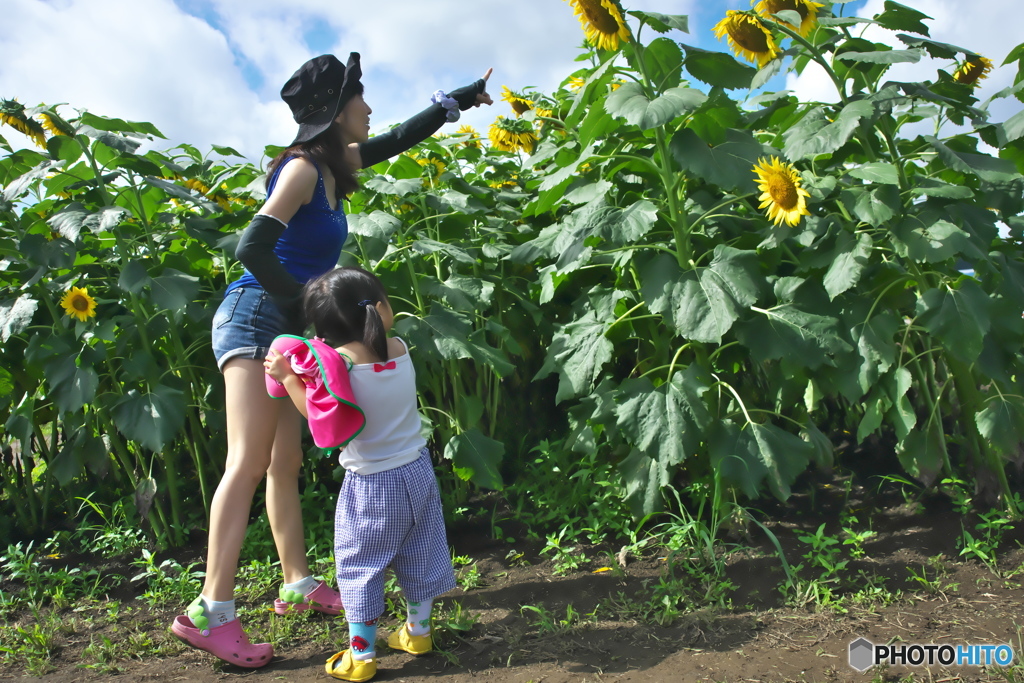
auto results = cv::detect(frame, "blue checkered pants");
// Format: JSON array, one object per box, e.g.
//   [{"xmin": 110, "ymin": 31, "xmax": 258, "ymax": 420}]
[{"xmin": 334, "ymin": 448, "xmax": 457, "ymax": 623}]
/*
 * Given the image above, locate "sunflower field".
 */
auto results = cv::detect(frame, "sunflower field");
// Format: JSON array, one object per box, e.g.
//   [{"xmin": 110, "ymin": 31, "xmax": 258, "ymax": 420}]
[{"xmin": 2, "ymin": 0, "xmax": 1024, "ymax": 550}]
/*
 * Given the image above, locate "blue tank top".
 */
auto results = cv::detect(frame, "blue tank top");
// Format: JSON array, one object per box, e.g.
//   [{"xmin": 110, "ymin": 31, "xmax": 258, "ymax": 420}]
[{"xmin": 226, "ymin": 157, "xmax": 348, "ymax": 294}]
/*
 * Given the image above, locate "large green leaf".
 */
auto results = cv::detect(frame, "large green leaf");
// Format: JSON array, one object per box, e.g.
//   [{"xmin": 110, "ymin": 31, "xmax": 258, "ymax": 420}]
[
  {"xmin": 619, "ymin": 449, "xmax": 668, "ymax": 516},
  {"xmin": 150, "ymin": 268, "xmax": 200, "ymax": 313},
  {"xmin": 627, "ymin": 10, "xmax": 689, "ymax": 34},
  {"xmin": 670, "ymin": 128, "xmax": 766, "ymax": 193},
  {"xmin": 709, "ymin": 420, "xmax": 813, "ymax": 501},
  {"xmin": 875, "ymin": 1, "xmax": 932, "ymax": 35},
  {"xmin": 642, "ymin": 37, "xmax": 684, "ymax": 90},
  {"xmin": 45, "ymin": 355, "xmax": 99, "ymax": 414},
  {"xmin": 0, "ymin": 295, "xmax": 38, "ymax": 342},
  {"xmin": 915, "ymin": 280, "xmax": 991, "ymax": 363},
  {"xmin": 736, "ymin": 301, "xmax": 852, "ymax": 369},
  {"xmin": 680, "ymin": 44, "xmax": 756, "ymax": 90},
  {"xmin": 412, "ymin": 239, "xmax": 475, "ymax": 264},
  {"xmin": 892, "ymin": 216, "xmax": 986, "ymax": 263},
  {"xmin": 975, "ymin": 395, "xmax": 1024, "ymax": 457},
  {"xmin": 605, "ymin": 83, "xmax": 706, "ymax": 130},
  {"xmin": 783, "ymin": 101, "xmax": 875, "ymax": 160},
  {"xmin": 615, "ymin": 366, "xmax": 711, "ymax": 470},
  {"xmin": 641, "ymin": 248, "xmax": 763, "ymax": 344},
  {"xmin": 824, "ymin": 231, "xmax": 872, "ymax": 300},
  {"xmin": 112, "ymin": 384, "xmax": 186, "ymax": 452},
  {"xmin": 854, "ymin": 310, "xmax": 900, "ymax": 397},
  {"xmin": 444, "ymin": 428, "xmax": 504, "ymax": 490},
  {"xmin": 924, "ymin": 136, "xmax": 1019, "ymax": 183},
  {"xmin": 837, "ymin": 49, "xmax": 923, "ymax": 64},
  {"xmin": 348, "ymin": 211, "xmax": 402, "ymax": 241},
  {"xmin": 895, "ymin": 423, "xmax": 945, "ymax": 488},
  {"xmin": 535, "ymin": 310, "xmax": 613, "ymax": 403},
  {"xmin": 884, "ymin": 367, "xmax": 916, "ymax": 441}
]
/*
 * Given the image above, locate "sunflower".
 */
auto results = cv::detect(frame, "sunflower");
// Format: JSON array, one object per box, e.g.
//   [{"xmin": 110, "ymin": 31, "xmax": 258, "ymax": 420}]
[
  {"xmin": 953, "ymin": 55, "xmax": 994, "ymax": 86},
  {"xmin": 754, "ymin": 0, "xmax": 824, "ymax": 37},
  {"xmin": 0, "ymin": 98, "xmax": 47, "ymax": 148},
  {"xmin": 713, "ymin": 11, "xmax": 780, "ymax": 68},
  {"xmin": 566, "ymin": 0, "xmax": 632, "ymax": 52},
  {"xmin": 489, "ymin": 116, "xmax": 537, "ymax": 154},
  {"xmin": 752, "ymin": 157, "xmax": 811, "ymax": 227},
  {"xmin": 38, "ymin": 111, "xmax": 73, "ymax": 137},
  {"xmin": 501, "ymin": 86, "xmax": 534, "ymax": 116},
  {"xmin": 457, "ymin": 124, "xmax": 481, "ymax": 148},
  {"xmin": 60, "ymin": 286, "xmax": 98, "ymax": 322},
  {"xmin": 567, "ymin": 76, "xmax": 587, "ymax": 91},
  {"xmin": 489, "ymin": 174, "xmax": 520, "ymax": 189},
  {"xmin": 417, "ymin": 156, "xmax": 448, "ymax": 187},
  {"xmin": 183, "ymin": 178, "xmax": 211, "ymax": 195}
]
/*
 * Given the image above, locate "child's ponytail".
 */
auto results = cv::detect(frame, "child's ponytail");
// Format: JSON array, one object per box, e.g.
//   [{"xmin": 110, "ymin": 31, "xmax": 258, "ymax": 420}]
[{"xmin": 359, "ymin": 300, "xmax": 389, "ymax": 363}]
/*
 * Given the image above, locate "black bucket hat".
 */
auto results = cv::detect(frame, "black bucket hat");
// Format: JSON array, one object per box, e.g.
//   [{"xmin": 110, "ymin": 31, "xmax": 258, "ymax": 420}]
[{"xmin": 281, "ymin": 53, "xmax": 363, "ymax": 146}]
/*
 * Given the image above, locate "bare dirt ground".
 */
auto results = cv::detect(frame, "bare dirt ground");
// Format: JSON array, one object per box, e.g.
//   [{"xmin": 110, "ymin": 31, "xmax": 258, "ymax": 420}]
[{"xmin": 4, "ymin": 487, "xmax": 1024, "ymax": 683}]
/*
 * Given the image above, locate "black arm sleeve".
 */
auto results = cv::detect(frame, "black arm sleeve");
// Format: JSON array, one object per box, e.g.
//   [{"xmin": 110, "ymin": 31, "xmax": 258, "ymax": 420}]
[
  {"xmin": 358, "ymin": 78, "xmax": 487, "ymax": 169},
  {"xmin": 235, "ymin": 213, "xmax": 305, "ymax": 331}
]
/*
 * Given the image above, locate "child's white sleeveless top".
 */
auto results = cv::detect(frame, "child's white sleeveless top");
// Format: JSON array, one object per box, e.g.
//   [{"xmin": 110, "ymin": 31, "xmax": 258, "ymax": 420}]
[{"xmin": 339, "ymin": 337, "xmax": 426, "ymax": 475}]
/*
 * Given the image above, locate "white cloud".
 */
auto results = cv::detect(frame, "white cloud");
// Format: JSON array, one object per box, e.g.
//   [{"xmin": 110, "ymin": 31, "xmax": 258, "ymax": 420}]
[
  {"xmin": 785, "ymin": 0, "xmax": 1022, "ymax": 125},
  {"xmin": 1, "ymin": 0, "xmax": 701, "ymax": 161}
]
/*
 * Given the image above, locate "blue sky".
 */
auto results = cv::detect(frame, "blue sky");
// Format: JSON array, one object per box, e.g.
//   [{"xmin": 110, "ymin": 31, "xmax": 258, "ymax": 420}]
[{"xmin": 0, "ymin": 0, "xmax": 1018, "ymax": 162}]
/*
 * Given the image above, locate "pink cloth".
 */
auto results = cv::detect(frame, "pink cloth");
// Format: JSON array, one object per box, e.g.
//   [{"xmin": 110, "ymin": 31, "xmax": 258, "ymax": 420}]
[{"xmin": 265, "ymin": 335, "xmax": 365, "ymax": 448}]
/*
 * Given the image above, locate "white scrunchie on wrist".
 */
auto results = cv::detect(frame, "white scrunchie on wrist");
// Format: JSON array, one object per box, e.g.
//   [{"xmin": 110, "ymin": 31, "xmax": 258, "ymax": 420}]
[{"xmin": 431, "ymin": 90, "xmax": 461, "ymax": 122}]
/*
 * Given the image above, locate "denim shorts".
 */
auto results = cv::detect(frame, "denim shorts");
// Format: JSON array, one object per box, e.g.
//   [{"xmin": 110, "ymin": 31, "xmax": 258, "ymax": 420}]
[{"xmin": 211, "ymin": 286, "xmax": 288, "ymax": 371}]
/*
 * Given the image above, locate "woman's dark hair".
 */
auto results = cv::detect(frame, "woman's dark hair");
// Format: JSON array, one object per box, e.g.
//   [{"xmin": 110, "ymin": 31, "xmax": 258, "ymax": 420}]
[
  {"xmin": 303, "ymin": 267, "xmax": 390, "ymax": 362},
  {"xmin": 267, "ymin": 83, "xmax": 364, "ymax": 199}
]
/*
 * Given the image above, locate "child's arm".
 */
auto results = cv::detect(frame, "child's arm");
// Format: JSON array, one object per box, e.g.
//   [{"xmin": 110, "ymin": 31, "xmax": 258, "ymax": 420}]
[{"xmin": 264, "ymin": 350, "xmax": 309, "ymax": 418}]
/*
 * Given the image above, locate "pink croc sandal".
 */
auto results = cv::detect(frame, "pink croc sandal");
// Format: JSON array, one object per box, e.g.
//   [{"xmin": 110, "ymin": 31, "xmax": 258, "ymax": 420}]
[
  {"xmin": 274, "ymin": 579, "xmax": 343, "ymax": 615},
  {"xmin": 171, "ymin": 615, "xmax": 274, "ymax": 668}
]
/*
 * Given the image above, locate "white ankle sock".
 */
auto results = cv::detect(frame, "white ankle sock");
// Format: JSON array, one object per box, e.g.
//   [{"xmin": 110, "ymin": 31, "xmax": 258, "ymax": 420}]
[
  {"xmin": 283, "ymin": 575, "xmax": 318, "ymax": 597},
  {"xmin": 200, "ymin": 595, "xmax": 236, "ymax": 626},
  {"xmin": 406, "ymin": 599, "xmax": 433, "ymax": 636}
]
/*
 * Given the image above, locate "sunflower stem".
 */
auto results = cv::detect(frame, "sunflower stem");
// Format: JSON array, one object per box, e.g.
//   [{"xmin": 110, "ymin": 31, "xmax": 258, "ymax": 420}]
[{"xmin": 770, "ymin": 20, "xmax": 848, "ymax": 105}]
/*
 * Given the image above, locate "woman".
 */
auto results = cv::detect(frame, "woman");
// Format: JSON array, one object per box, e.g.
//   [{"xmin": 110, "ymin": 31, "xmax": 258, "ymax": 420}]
[{"xmin": 170, "ymin": 52, "xmax": 492, "ymax": 667}]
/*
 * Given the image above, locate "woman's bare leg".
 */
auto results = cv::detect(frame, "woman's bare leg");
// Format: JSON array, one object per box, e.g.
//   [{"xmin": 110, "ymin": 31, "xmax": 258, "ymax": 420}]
[
  {"xmin": 201, "ymin": 358, "xmax": 282, "ymax": 602},
  {"xmin": 265, "ymin": 401, "xmax": 311, "ymax": 584}
]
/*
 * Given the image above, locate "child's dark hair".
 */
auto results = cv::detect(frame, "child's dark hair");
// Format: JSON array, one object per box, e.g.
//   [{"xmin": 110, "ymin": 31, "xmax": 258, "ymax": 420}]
[{"xmin": 303, "ymin": 267, "xmax": 390, "ymax": 362}]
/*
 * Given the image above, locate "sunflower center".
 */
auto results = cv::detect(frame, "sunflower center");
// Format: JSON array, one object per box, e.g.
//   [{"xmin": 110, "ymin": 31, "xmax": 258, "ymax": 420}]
[
  {"xmin": 71, "ymin": 296, "xmax": 90, "ymax": 312},
  {"xmin": 766, "ymin": 171, "xmax": 800, "ymax": 210},
  {"xmin": 729, "ymin": 18, "xmax": 771, "ymax": 53},
  {"xmin": 580, "ymin": 0, "xmax": 619, "ymax": 35},
  {"xmin": 766, "ymin": 0, "xmax": 809, "ymax": 21},
  {"xmin": 957, "ymin": 61, "xmax": 984, "ymax": 84}
]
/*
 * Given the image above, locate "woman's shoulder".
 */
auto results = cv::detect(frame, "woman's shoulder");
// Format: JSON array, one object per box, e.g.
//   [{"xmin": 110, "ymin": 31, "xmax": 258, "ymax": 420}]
[{"xmin": 275, "ymin": 156, "xmax": 320, "ymax": 186}]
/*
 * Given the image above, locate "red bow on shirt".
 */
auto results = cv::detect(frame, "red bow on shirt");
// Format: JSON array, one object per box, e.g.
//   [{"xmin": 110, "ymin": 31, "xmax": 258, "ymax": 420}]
[{"xmin": 373, "ymin": 361, "xmax": 396, "ymax": 372}]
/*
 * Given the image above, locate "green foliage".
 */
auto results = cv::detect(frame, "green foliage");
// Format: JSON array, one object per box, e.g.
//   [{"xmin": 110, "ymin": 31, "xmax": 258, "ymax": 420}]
[{"xmin": 2, "ymin": 0, "xmax": 1024, "ymax": 555}]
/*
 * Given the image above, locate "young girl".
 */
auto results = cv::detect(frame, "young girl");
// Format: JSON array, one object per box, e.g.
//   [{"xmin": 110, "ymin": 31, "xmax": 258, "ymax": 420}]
[
  {"xmin": 265, "ymin": 267, "xmax": 456, "ymax": 683},
  {"xmin": 171, "ymin": 50, "xmax": 490, "ymax": 668}
]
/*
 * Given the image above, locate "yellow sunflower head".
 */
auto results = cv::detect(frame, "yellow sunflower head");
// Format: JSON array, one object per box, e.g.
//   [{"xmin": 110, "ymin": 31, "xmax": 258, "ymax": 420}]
[
  {"xmin": 754, "ymin": 0, "xmax": 824, "ymax": 37},
  {"xmin": 566, "ymin": 0, "xmax": 632, "ymax": 52},
  {"xmin": 488, "ymin": 173, "xmax": 521, "ymax": 189},
  {"xmin": 38, "ymin": 111, "xmax": 73, "ymax": 137},
  {"xmin": 953, "ymin": 55, "xmax": 994, "ymax": 86},
  {"xmin": 183, "ymin": 178, "xmax": 211, "ymax": 195},
  {"xmin": 0, "ymin": 98, "xmax": 47, "ymax": 148},
  {"xmin": 417, "ymin": 156, "xmax": 448, "ymax": 187},
  {"xmin": 713, "ymin": 11, "xmax": 780, "ymax": 68},
  {"xmin": 60, "ymin": 286, "xmax": 98, "ymax": 322},
  {"xmin": 457, "ymin": 124, "xmax": 481, "ymax": 148},
  {"xmin": 567, "ymin": 76, "xmax": 587, "ymax": 91},
  {"xmin": 488, "ymin": 116, "xmax": 537, "ymax": 154},
  {"xmin": 501, "ymin": 86, "xmax": 534, "ymax": 116},
  {"xmin": 752, "ymin": 157, "xmax": 811, "ymax": 227}
]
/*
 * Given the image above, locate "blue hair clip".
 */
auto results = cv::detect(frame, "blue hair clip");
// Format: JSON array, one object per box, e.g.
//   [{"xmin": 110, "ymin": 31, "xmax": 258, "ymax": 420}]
[{"xmin": 357, "ymin": 300, "xmax": 373, "ymax": 308}]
